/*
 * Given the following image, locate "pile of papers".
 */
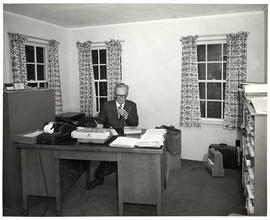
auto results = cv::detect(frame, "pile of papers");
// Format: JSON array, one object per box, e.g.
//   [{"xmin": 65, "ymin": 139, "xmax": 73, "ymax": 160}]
[
  {"xmin": 109, "ymin": 128, "xmax": 167, "ymax": 149},
  {"xmin": 249, "ymin": 96, "xmax": 267, "ymax": 114},
  {"xmin": 124, "ymin": 126, "xmax": 142, "ymax": 135},
  {"xmin": 110, "ymin": 137, "xmax": 140, "ymax": 148},
  {"xmin": 71, "ymin": 127, "xmax": 112, "ymax": 143},
  {"xmin": 242, "ymin": 83, "xmax": 267, "ymax": 95}
]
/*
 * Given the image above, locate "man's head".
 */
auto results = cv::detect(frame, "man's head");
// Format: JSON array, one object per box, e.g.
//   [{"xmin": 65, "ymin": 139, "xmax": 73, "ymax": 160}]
[{"xmin": 115, "ymin": 82, "xmax": 129, "ymax": 105}]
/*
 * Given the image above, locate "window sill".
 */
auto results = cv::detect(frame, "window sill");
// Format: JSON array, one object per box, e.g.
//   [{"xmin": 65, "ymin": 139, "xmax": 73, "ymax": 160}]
[{"xmin": 201, "ymin": 118, "xmax": 224, "ymax": 127}]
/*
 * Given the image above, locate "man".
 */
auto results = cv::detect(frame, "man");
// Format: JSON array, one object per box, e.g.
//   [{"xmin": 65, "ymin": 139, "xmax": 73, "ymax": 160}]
[{"xmin": 85, "ymin": 82, "xmax": 139, "ymax": 190}]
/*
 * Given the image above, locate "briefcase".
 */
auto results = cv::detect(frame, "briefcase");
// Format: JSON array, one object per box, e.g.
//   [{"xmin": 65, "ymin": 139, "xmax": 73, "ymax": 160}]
[
  {"xmin": 55, "ymin": 112, "xmax": 85, "ymax": 126},
  {"xmin": 37, "ymin": 123, "xmax": 77, "ymax": 145},
  {"xmin": 209, "ymin": 144, "xmax": 238, "ymax": 169}
]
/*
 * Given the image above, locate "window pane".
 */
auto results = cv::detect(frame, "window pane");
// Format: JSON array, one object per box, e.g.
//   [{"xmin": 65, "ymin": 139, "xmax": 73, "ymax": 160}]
[
  {"xmin": 37, "ymin": 65, "xmax": 45, "ymax": 80},
  {"xmin": 95, "ymin": 82, "xmax": 98, "ymax": 96},
  {"xmin": 100, "ymin": 98, "xmax": 107, "ymax": 110},
  {"xmin": 223, "ymin": 102, "xmax": 225, "ymax": 118},
  {"xmin": 93, "ymin": 66, "xmax": 99, "ymax": 79},
  {"xmin": 207, "ymin": 63, "xmax": 222, "ymax": 80},
  {"xmin": 96, "ymin": 97, "xmax": 99, "ymax": 111},
  {"xmin": 207, "ymin": 44, "xmax": 221, "ymax": 61},
  {"xmin": 223, "ymin": 63, "xmax": 226, "ymax": 80},
  {"xmin": 99, "ymin": 82, "xmax": 107, "ymax": 96},
  {"xmin": 100, "ymin": 66, "xmax": 107, "ymax": 79},
  {"xmin": 197, "ymin": 45, "xmax": 205, "ymax": 62},
  {"xmin": 223, "ymin": 44, "xmax": 227, "ymax": 61},
  {"xmin": 198, "ymin": 63, "xmax": 205, "ymax": 80},
  {"xmin": 223, "ymin": 83, "xmax": 226, "ymax": 100},
  {"xmin": 25, "ymin": 45, "xmax": 34, "ymax": 62},
  {"xmin": 26, "ymin": 64, "xmax": 35, "ymax": 80},
  {"xmin": 207, "ymin": 83, "xmax": 221, "ymax": 100},
  {"xmin": 36, "ymin": 47, "xmax": 44, "ymax": 63},
  {"xmin": 92, "ymin": 50, "xmax": 98, "ymax": 64},
  {"xmin": 199, "ymin": 82, "xmax": 205, "ymax": 99},
  {"xmin": 207, "ymin": 101, "xmax": 221, "ymax": 118},
  {"xmin": 100, "ymin": 49, "xmax": 106, "ymax": 64},
  {"xmin": 200, "ymin": 101, "xmax": 205, "ymax": 118}
]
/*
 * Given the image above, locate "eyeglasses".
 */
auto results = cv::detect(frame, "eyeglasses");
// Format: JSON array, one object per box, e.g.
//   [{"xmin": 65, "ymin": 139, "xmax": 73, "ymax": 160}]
[{"xmin": 116, "ymin": 95, "xmax": 126, "ymax": 98}]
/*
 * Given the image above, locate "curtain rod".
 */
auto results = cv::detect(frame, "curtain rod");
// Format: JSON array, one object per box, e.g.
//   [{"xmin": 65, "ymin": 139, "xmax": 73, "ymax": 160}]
[{"xmin": 8, "ymin": 32, "xmax": 51, "ymax": 42}]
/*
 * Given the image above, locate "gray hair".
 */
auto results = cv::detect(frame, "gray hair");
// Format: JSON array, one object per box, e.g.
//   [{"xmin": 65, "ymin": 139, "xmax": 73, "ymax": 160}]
[{"xmin": 114, "ymin": 82, "xmax": 129, "ymax": 94}]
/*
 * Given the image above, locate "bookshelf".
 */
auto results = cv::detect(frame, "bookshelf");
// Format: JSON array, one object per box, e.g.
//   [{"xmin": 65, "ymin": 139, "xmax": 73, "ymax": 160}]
[{"xmin": 241, "ymin": 92, "xmax": 267, "ymax": 216}]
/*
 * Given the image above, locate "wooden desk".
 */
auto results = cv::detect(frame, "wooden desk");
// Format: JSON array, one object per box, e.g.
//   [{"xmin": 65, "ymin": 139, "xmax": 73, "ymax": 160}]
[{"xmin": 17, "ymin": 140, "xmax": 165, "ymax": 216}]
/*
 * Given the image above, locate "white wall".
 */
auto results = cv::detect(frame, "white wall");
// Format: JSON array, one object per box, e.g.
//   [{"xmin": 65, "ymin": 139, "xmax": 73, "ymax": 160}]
[
  {"xmin": 3, "ymin": 11, "xmax": 266, "ymax": 161},
  {"xmin": 69, "ymin": 12, "xmax": 265, "ymax": 160},
  {"xmin": 3, "ymin": 11, "xmax": 73, "ymax": 112}
]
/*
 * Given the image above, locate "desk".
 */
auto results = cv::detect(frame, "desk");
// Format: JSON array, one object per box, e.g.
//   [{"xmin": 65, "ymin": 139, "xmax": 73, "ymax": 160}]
[{"xmin": 17, "ymin": 140, "xmax": 165, "ymax": 216}]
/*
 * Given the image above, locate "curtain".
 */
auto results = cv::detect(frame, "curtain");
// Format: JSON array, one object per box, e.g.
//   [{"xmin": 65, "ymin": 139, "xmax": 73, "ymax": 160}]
[
  {"xmin": 224, "ymin": 32, "xmax": 248, "ymax": 130},
  {"xmin": 76, "ymin": 41, "xmax": 96, "ymax": 116},
  {"xmin": 8, "ymin": 33, "xmax": 27, "ymax": 84},
  {"xmin": 48, "ymin": 40, "xmax": 63, "ymax": 114},
  {"xmin": 179, "ymin": 35, "xmax": 201, "ymax": 127},
  {"xmin": 105, "ymin": 40, "xmax": 122, "ymax": 101}
]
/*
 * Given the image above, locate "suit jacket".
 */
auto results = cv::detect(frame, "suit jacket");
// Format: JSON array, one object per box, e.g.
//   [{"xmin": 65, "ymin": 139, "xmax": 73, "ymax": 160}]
[{"xmin": 96, "ymin": 99, "xmax": 139, "ymax": 129}]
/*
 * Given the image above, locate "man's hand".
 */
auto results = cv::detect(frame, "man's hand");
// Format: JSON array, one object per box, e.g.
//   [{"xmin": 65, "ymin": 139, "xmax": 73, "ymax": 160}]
[
  {"xmin": 118, "ymin": 109, "xmax": 128, "ymax": 119},
  {"xmin": 96, "ymin": 123, "xmax": 104, "ymax": 129}
]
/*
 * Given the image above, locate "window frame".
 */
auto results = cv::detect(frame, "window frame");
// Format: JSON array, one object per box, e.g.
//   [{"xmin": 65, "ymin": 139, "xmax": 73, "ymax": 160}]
[
  {"xmin": 25, "ymin": 41, "xmax": 48, "ymax": 88},
  {"xmin": 91, "ymin": 45, "xmax": 108, "ymax": 113},
  {"xmin": 197, "ymin": 38, "xmax": 227, "ymax": 124}
]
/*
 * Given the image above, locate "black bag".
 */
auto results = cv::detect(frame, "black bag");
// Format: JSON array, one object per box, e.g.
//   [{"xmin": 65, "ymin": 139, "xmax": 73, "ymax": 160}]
[
  {"xmin": 209, "ymin": 143, "xmax": 238, "ymax": 169},
  {"xmin": 55, "ymin": 112, "xmax": 85, "ymax": 126},
  {"xmin": 157, "ymin": 125, "xmax": 181, "ymax": 154},
  {"xmin": 37, "ymin": 122, "xmax": 77, "ymax": 145}
]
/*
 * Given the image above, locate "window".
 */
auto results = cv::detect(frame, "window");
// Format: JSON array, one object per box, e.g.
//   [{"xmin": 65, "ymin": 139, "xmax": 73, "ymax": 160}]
[
  {"xmin": 92, "ymin": 48, "xmax": 107, "ymax": 112},
  {"xmin": 25, "ymin": 43, "xmax": 48, "ymax": 88},
  {"xmin": 197, "ymin": 41, "xmax": 227, "ymax": 120}
]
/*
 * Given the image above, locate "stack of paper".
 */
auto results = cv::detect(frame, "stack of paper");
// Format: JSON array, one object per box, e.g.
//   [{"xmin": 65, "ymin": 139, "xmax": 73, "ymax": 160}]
[
  {"xmin": 136, "ymin": 129, "xmax": 167, "ymax": 148},
  {"xmin": 110, "ymin": 137, "xmax": 140, "ymax": 148},
  {"xmin": 124, "ymin": 126, "xmax": 142, "ymax": 135}
]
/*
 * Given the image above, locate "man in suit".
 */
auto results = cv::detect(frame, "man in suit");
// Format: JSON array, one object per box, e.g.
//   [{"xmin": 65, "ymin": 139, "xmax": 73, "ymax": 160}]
[{"xmin": 85, "ymin": 82, "xmax": 139, "ymax": 190}]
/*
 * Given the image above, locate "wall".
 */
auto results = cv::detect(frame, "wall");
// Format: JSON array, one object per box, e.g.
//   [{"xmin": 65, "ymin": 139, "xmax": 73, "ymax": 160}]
[
  {"xmin": 3, "ymin": 11, "xmax": 266, "ymax": 161},
  {"xmin": 3, "ymin": 11, "xmax": 72, "ymax": 112},
  {"xmin": 69, "ymin": 12, "xmax": 265, "ymax": 160}
]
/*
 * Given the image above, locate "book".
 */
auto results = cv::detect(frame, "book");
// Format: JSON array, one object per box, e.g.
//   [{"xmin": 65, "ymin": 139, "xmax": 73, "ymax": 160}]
[{"xmin": 110, "ymin": 136, "xmax": 140, "ymax": 148}]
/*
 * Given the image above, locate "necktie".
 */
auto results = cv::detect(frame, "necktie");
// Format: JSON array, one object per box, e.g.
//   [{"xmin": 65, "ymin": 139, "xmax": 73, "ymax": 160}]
[{"xmin": 118, "ymin": 104, "xmax": 122, "ymax": 119}]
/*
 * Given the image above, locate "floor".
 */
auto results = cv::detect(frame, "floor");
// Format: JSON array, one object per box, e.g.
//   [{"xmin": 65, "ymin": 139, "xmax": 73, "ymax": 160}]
[{"xmin": 25, "ymin": 159, "xmax": 246, "ymax": 216}]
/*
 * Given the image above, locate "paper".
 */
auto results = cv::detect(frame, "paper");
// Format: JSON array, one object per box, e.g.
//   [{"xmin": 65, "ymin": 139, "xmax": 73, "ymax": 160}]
[
  {"xmin": 124, "ymin": 126, "xmax": 142, "ymax": 135},
  {"xmin": 110, "ymin": 128, "xmax": 118, "ymax": 136},
  {"xmin": 110, "ymin": 137, "xmax": 139, "ymax": 148},
  {"xmin": 136, "ymin": 128, "xmax": 166, "ymax": 148},
  {"xmin": 23, "ymin": 130, "xmax": 43, "ymax": 137}
]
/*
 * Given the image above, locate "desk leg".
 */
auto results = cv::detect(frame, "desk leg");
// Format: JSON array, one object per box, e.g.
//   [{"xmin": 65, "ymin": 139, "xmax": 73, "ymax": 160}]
[
  {"xmin": 156, "ymin": 155, "xmax": 162, "ymax": 216},
  {"xmin": 117, "ymin": 154, "xmax": 123, "ymax": 216},
  {"xmin": 54, "ymin": 153, "xmax": 62, "ymax": 216},
  {"xmin": 21, "ymin": 149, "xmax": 28, "ymax": 215}
]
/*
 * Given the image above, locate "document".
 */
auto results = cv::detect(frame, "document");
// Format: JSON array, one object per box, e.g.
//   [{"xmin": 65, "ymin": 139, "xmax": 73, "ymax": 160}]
[
  {"xmin": 136, "ymin": 128, "xmax": 166, "ymax": 148},
  {"xmin": 23, "ymin": 130, "xmax": 43, "ymax": 137},
  {"xmin": 124, "ymin": 126, "xmax": 142, "ymax": 135},
  {"xmin": 110, "ymin": 137, "xmax": 140, "ymax": 148}
]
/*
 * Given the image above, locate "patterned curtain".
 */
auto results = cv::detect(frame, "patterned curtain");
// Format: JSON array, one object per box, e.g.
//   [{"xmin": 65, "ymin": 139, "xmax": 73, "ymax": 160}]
[
  {"xmin": 48, "ymin": 40, "xmax": 63, "ymax": 114},
  {"xmin": 179, "ymin": 36, "xmax": 201, "ymax": 127},
  {"xmin": 76, "ymin": 41, "xmax": 96, "ymax": 116},
  {"xmin": 105, "ymin": 40, "xmax": 122, "ymax": 101},
  {"xmin": 8, "ymin": 33, "xmax": 27, "ymax": 84},
  {"xmin": 224, "ymin": 32, "xmax": 248, "ymax": 130}
]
